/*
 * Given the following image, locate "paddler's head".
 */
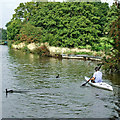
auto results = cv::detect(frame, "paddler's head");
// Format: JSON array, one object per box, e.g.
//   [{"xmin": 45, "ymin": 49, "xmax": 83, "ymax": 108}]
[{"xmin": 95, "ymin": 67, "xmax": 99, "ymax": 71}]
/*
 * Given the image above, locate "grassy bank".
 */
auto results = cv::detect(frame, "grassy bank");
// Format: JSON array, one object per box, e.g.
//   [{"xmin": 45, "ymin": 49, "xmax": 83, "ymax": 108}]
[{"xmin": 9, "ymin": 41, "xmax": 105, "ymax": 58}]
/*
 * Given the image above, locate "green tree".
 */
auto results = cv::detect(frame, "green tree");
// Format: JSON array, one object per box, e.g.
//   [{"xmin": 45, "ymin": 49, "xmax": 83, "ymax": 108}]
[
  {"xmin": 2, "ymin": 29, "xmax": 7, "ymax": 40},
  {"xmin": 15, "ymin": 22, "xmax": 42, "ymax": 43},
  {"xmin": 6, "ymin": 2, "xmax": 110, "ymax": 50},
  {"xmin": 103, "ymin": 1, "xmax": 120, "ymax": 73},
  {"xmin": 6, "ymin": 19, "xmax": 22, "ymax": 40}
]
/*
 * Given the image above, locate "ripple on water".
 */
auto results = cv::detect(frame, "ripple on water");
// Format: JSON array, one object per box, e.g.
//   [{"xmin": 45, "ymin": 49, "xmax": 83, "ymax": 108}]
[{"xmin": 2, "ymin": 46, "xmax": 120, "ymax": 118}]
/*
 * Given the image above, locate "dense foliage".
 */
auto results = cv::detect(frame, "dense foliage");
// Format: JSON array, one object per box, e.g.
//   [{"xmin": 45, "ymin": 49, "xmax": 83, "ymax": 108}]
[
  {"xmin": 6, "ymin": 2, "xmax": 109, "ymax": 50},
  {"xmin": 6, "ymin": 1, "xmax": 120, "ymax": 72},
  {"xmin": 102, "ymin": 1, "xmax": 120, "ymax": 73},
  {"xmin": 0, "ymin": 28, "xmax": 7, "ymax": 40},
  {"xmin": 14, "ymin": 22, "xmax": 42, "ymax": 43}
]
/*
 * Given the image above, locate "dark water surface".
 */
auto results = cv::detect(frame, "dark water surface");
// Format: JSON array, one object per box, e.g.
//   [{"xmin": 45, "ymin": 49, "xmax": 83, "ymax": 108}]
[{"xmin": 2, "ymin": 45, "xmax": 120, "ymax": 118}]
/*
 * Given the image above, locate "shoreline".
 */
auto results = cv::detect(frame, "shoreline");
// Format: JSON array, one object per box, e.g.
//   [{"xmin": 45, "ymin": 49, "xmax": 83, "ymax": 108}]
[{"xmin": 10, "ymin": 42, "xmax": 103, "ymax": 61}]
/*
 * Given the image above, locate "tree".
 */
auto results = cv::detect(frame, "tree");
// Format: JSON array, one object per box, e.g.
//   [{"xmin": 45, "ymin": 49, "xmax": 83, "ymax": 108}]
[
  {"xmin": 103, "ymin": 0, "xmax": 120, "ymax": 73},
  {"xmin": 6, "ymin": 19, "xmax": 22, "ymax": 40},
  {"xmin": 6, "ymin": 2, "xmax": 110, "ymax": 50},
  {"xmin": 15, "ymin": 22, "xmax": 42, "ymax": 43},
  {"xmin": 2, "ymin": 29, "xmax": 7, "ymax": 40}
]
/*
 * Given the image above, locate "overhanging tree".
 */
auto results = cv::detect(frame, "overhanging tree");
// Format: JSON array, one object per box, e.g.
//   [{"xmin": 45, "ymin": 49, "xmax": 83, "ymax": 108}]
[{"xmin": 103, "ymin": 0, "xmax": 120, "ymax": 73}]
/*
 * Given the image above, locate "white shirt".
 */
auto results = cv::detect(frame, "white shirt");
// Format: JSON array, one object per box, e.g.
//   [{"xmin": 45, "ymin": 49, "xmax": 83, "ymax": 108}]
[{"xmin": 93, "ymin": 71, "xmax": 102, "ymax": 83}]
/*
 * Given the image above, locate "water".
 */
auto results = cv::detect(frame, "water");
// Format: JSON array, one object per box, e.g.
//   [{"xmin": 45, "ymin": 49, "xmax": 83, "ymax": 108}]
[{"xmin": 1, "ymin": 45, "xmax": 120, "ymax": 118}]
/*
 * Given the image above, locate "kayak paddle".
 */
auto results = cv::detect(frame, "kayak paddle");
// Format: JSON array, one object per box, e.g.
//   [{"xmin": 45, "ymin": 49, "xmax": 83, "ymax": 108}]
[{"xmin": 81, "ymin": 77, "xmax": 92, "ymax": 86}]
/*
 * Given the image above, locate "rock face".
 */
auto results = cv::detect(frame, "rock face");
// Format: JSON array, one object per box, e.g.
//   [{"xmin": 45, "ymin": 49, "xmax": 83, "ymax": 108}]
[
  {"xmin": 47, "ymin": 45, "xmax": 92, "ymax": 56},
  {"xmin": 11, "ymin": 42, "xmax": 94, "ymax": 56},
  {"xmin": 12, "ymin": 43, "xmax": 25, "ymax": 49},
  {"xmin": 27, "ymin": 43, "xmax": 37, "ymax": 52}
]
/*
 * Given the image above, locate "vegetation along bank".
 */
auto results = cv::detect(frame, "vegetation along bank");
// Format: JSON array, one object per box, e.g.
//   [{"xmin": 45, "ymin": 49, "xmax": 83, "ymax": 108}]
[{"xmin": 4, "ymin": 1, "xmax": 120, "ymax": 73}]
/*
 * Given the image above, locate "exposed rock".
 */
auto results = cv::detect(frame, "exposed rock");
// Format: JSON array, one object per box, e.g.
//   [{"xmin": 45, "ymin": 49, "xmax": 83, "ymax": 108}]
[
  {"xmin": 11, "ymin": 42, "xmax": 102, "ymax": 58},
  {"xmin": 12, "ymin": 43, "xmax": 25, "ymax": 49},
  {"xmin": 27, "ymin": 43, "xmax": 38, "ymax": 51}
]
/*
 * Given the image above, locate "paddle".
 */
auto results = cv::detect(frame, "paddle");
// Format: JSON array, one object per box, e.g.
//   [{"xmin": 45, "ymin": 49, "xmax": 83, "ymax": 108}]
[
  {"xmin": 81, "ymin": 76, "xmax": 92, "ymax": 86},
  {"xmin": 81, "ymin": 64, "xmax": 103, "ymax": 86}
]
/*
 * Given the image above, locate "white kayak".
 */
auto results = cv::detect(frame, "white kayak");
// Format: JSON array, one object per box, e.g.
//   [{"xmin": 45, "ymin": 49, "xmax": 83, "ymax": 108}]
[{"xmin": 85, "ymin": 76, "xmax": 113, "ymax": 91}]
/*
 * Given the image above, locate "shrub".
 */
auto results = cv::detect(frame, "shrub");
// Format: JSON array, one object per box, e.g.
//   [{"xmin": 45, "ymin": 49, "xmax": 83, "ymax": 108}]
[
  {"xmin": 33, "ymin": 45, "xmax": 50, "ymax": 56},
  {"xmin": 15, "ymin": 22, "xmax": 42, "ymax": 43}
]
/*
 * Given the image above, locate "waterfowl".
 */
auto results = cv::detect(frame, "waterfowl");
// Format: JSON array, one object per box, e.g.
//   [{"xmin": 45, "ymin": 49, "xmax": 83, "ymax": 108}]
[
  {"xmin": 56, "ymin": 74, "xmax": 59, "ymax": 78},
  {"xmin": 6, "ymin": 89, "xmax": 29, "ymax": 94},
  {"xmin": 6, "ymin": 89, "xmax": 13, "ymax": 93}
]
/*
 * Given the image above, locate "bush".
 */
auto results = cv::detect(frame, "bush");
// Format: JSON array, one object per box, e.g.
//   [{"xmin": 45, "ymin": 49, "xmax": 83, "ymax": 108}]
[
  {"xmin": 15, "ymin": 22, "xmax": 42, "ymax": 43},
  {"xmin": 33, "ymin": 45, "xmax": 50, "ymax": 56},
  {"xmin": 102, "ymin": 49, "xmax": 120, "ymax": 73}
]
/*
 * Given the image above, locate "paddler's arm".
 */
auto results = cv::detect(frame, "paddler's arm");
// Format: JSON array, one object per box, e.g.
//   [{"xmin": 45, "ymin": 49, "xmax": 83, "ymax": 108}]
[{"xmin": 88, "ymin": 77, "xmax": 95, "ymax": 82}]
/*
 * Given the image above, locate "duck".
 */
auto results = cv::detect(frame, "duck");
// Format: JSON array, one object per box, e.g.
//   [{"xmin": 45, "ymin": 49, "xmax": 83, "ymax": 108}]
[
  {"xmin": 6, "ymin": 89, "xmax": 13, "ymax": 93},
  {"xmin": 6, "ymin": 89, "xmax": 29, "ymax": 94},
  {"xmin": 56, "ymin": 74, "xmax": 59, "ymax": 78}
]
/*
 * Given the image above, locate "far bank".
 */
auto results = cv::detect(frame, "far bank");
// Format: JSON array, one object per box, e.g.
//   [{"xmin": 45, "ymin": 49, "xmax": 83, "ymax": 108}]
[{"xmin": 9, "ymin": 42, "xmax": 104, "ymax": 61}]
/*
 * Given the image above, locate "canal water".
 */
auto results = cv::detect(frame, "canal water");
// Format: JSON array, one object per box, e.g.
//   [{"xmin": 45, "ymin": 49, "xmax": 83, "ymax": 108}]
[{"xmin": 1, "ymin": 45, "xmax": 120, "ymax": 118}]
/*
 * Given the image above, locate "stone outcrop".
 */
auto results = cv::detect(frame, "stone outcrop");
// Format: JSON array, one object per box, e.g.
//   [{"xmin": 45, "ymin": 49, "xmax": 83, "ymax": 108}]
[
  {"xmin": 12, "ymin": 43, "xmax": 25, "ymax": 49},
  {"xmin": 11, "ymin": 42, "xmax": 98, "ymax": 57},
  {"xmin": 27, "ymin": 43, "xmax": 38, "ymax": 52}
]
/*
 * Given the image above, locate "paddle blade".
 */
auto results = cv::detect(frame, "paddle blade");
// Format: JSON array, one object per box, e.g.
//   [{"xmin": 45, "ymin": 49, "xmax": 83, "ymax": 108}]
[
  {"xmin": 81, "ymin": 81, "xmax": 89, "ymax": 86},
  {"xmin": 81, "ymin": 83, "xmax": 86, "ymax": 86}
]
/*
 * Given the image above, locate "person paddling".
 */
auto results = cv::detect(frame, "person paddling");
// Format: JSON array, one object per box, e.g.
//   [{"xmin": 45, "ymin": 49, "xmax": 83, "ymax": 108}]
[
  {"xmin": 82, "ymin": 65, "xmax": 102, "ymax": 86},
  {"xmin": 89, "ymin": 66, "xmax": 102, "ymax": 83}
]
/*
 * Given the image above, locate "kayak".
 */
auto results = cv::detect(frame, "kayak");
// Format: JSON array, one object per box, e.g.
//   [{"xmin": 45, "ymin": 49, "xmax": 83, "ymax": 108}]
[{"xmin": 85, "ymin": 76, "xmax": 113, "ymax": 91}]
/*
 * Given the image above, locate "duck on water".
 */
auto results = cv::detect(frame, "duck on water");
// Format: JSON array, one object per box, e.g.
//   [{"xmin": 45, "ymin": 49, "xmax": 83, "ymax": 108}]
[
  {"xmin": 56, "ymin": 74, "xmax": 60, "ymax": 78},
  {"xmin": 6, "ymin": 89, "xmax": 29, "ymax": 94},
  {"xmin": 6, "ymin": 89, "xmax": 13, "ymax": 93}
]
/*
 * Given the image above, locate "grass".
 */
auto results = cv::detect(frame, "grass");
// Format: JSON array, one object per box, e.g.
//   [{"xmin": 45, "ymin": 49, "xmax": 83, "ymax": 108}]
[{"xmin": 64, "ymin": 51, "xmax": 93, "ymax": 56}]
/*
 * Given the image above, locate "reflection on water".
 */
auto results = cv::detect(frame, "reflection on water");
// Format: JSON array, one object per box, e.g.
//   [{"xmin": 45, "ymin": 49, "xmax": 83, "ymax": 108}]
[{"xmin": 2, "ymin": 45, "xmax": 120, "ymax": 118}]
